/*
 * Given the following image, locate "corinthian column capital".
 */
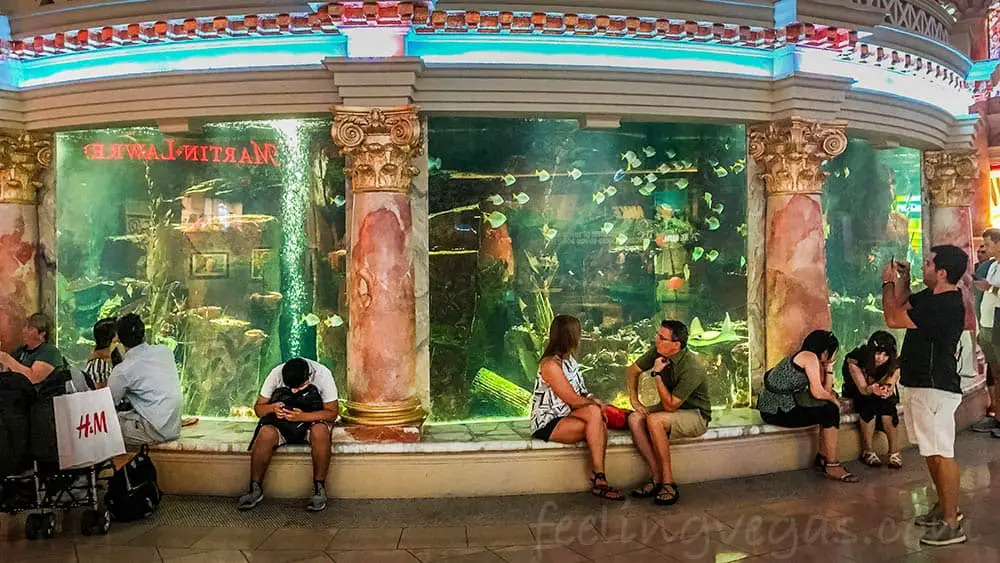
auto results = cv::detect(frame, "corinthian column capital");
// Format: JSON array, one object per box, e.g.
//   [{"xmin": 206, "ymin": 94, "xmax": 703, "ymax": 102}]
[
  {"xmin": 924, "ymin": 150, "xmax": 978, "ymax": 208},
  {"xmin": 748, "ymin": 118, "xmax": 848, "ymax": 196},
  {"xmin": 332, "ymin": 105, "xmax": 423, "ymax": 195},
  {"xmin": 0, "ymin": 130, "xmax": 52, "ymax": 205}
]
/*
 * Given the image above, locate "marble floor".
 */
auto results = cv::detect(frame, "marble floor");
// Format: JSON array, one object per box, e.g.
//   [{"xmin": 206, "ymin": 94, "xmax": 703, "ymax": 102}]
[{"xmin": 4, "ymin": 431, "xmax": 1000, "ymax": 562}]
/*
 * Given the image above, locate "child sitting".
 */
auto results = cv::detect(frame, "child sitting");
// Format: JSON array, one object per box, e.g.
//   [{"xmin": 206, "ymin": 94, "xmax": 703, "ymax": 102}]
[{"xmin": 248, "ymin": 365, "xmax": 325, "ymax": 449}]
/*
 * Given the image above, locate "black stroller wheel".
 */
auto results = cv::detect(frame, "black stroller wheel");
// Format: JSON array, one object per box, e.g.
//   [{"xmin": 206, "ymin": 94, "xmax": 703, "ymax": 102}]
[
  {"xmin": 41, "ymin": 513, "xmax": 56, "ymax": 539},
  {"xmin": 24, "ymin": 514, "xmax": 41, "ymax": 540},
  {"xmin": 81, "ymin": 507, "xmax": 111, "ymax": 536}
]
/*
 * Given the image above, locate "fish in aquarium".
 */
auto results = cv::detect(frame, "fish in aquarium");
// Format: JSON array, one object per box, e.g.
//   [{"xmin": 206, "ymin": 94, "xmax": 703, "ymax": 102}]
[
  {"xmin": 680, "ymin": 160, "xmax": 693, "ymax": 168},
  {"xmin": 638, "ymin": 184, "xmax": 656, "ymax": 196},
  {"xmin": 615, "ymin": 233, "xmax": 628, "ymax": 246},
  {"xmin": 324, "ymin": 314, "xmax": 345, "ymax": 328},
  {"xmin": 675, "ymin": 178, "xmax": 689, "ymax": 190},
  {"xmin": 731, "ymin": 159, "xmax": 746, "ymax": 174},
  {"xmin": 642, "ymin": 238, "xmax": 651, "ymax": 250},
  {"xmin": 502, "ymin": 173, "xmax": 517, "ymax": 186},
  {"xmin": 631, "ymin": 176, "xmax": 644, "ymax": 186},
  {"xmin": 683, "ymin": 264, "xmax": 691, "ymax": 279},
  {"xmin": 692, "ymin": 246, "xmax": 705, "ymax": 261},
  {"xmin": 645, "ymin": 173, "xmax": 658, "ymax": 183},
  {"xmin": 455, "ymin": 224, "xmax": 477, "ymax": 234},
  {"xmin": 655, "ymin": 163, "xmax": 670, "ymax": 174},
  {"xmin": 740, "ymin": 256, "xmax": 746, "ymax": 268},
  {"xmin": 715, "ymin": 166, "xmax": 729, "ymax": 178},
  {"xmin": 333, "ymin": 195, "xmax": 346, "ymax": 207},
  {"xmin": 709, "ymin": 159, "xmax": 719, "ymax": 166},
  {"xmin": 704, "ymin": 192, "xmax": 713, "ymax": 206},
  {"xmin": 540, "ymin": 224, "xmax": 558, "ymax": 242},
  {"xmin": 483, "ymin": 211, "xmax": 508, "ymax": 228},
  {"xmin": 428, "ymin": 156, "xmax": 443, "ymax": 171},
  {"xmin": 568, "ymin": 168, "xmax": 583, "ymax": 180},
  {"xmin": 665, "ymin": 149, "xmax": 677, "ymax": 158},
  {"xmin": 707, "ymin": 249, "xmax": 720, "ymax": 262},
  {"xmin": 705, "ymin": 217, "xmax": 721, "ymax": 230},
  {"xmin": 622, "ymin": 150, "xmax": 638, "ymax": 162},
  {"xmin": 667, "ymin": 276, "xmax": 684, "ymax": 290},
  {"xmin": 613, "ymin": 169, "xmax": 626, "ymax": 182},
  {"xmin": 656, "ymin": 203, "xmax": 672, "ymax": 218},
  {"xmin": 643, "ymin": 146, "xmax": 656, "ymax": 157},
  {"xmin": 486, "ymin": 194, "xmax": 504, "ymax": 205},
  {"xmin": 604, "ymin": 185, "xmax": 617, "ymax": 196},
  {"xmin": 302, "ymin": 313, "xmax": 322, "ymax": 327},
  {"xmin": 535, "ymin": 170, "xmax": 551, "ymax": 182},
  {"xmin": 601, "ymin": 222, "xmax": 615, "ymax": 234},
  {"xmin": 736, "ymin": 223, "xmax": 748, "ymax": 236},
  {"xmin": 844, "ymin": 167, "xmax": 850, "ymax": 178},
  {"xmin": 513, "ymin": 192, "xmax": 530, "ymax": 205},
  {"xmin": 712, "ymin": 203, "xmax": 724, "ymax": 214},
  {"xmin": 592, "ymin": 191, "xmax": 606, "ymax": 204},
  {"xmin": 655, "ymin": 233, "xmax": 667, "ymax": 247}
]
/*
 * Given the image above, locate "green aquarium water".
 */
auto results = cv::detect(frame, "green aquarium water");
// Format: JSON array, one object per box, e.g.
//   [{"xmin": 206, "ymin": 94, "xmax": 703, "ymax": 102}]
[
  {"xmin": 427, "ymin": 118, "xmax": 750, "ymax": 422},
  {"xmin": 823, "ymin": 141, "xmax": 923, "ymax": 385},
  {"xmin": 54, "ymin": 121, "xmax": 348, "ymax": 418}
]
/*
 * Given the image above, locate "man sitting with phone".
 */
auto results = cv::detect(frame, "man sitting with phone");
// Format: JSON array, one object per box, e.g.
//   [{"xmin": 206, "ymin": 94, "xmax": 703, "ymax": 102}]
[{"xmin": 238, "ymin": 357, "xmax": 339, "ymax": 512}]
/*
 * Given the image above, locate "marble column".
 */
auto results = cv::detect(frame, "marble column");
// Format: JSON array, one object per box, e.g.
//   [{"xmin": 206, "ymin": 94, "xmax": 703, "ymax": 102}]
[
  {"xmin": 749, "ymin": 118, "xmax": 847, "ymax": 368},
  {"xmin": 332, "ymin": 105, "xmax": 426, "ymax": 426},
  {"xmin": 745, "ymin": 149, "xmax": 766, "ymax": 400},
  {"xmin": 0, "ymin": 131, "xmax": 51, "ymax": 352},
  {"xmin": 925, "ymin": 150, "xmax": 979, "ymax": 332}
]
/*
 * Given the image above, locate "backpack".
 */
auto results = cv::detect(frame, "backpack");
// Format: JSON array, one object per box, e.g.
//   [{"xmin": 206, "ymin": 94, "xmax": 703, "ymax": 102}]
[
  {"xmin": 105, "ymin": 445, "xmax": 162, "ymax": 522},
  {"xmin": 248, "ymin": 384, "xmax": 324, "ymax": 448}
]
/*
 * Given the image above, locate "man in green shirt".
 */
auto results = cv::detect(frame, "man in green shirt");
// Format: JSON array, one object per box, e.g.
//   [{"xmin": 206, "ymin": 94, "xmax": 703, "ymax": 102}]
[
  {"xmin": 0, "ymin": 313, "xmax": 66, "ymax": 393},
  {"xmin": 625, "ymin": 319, "xmax": 711, "ymax": 506}
]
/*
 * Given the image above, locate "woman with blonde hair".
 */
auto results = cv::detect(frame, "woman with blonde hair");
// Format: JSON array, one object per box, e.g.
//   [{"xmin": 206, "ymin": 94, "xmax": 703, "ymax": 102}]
[{"xmin": 530, "ymin": 314, "xmax": 623, "ymax": 500}]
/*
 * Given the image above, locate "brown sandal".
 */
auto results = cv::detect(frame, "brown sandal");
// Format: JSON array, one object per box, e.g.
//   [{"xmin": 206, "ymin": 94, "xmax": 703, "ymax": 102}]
[
  {"xmin": 590, "ymin": 473, "xmax": 625, "ymax": 501},
  {"xmin": 631, "ymin": 479, "xmax": 662, "ymax": 498}
]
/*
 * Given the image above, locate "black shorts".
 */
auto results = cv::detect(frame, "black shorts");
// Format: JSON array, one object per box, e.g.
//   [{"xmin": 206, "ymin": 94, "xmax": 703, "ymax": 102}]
[
  {"xmin": 854, "ymin": 395, "xmax": 900, "ymax": 427},
  {"xmin": 761, "ymin": 402, "xmax": 840, "ymax": 429},
  {"xmin": 532, "ymin": 417, "xmax": 565, "ymax": 442}
]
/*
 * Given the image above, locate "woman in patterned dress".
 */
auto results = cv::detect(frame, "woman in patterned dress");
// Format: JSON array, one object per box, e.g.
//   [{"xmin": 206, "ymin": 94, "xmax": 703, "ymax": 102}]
[{"xmin": 530, "ymin": 315, "xmax": 624, "ymax": 500}]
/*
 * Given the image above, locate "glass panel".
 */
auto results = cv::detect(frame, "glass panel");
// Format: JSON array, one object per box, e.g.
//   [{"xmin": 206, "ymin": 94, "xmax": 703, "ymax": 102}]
[
  {"xmin": 823, "ymin": 140, "xmax": 923, "ymax": 384},
  {"xmin": 54, "ymin": 120, "xmax": 347, "ymax": 418},
  {"xmin": 428, "ymin": 118, "xmax": 749, "ymax": 422}
]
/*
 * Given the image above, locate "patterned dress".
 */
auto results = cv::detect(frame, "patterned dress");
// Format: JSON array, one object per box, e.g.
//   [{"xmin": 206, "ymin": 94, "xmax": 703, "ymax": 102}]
[{"xmin": 530, "ymin": 356, "xmax": 588, "ymax": 434}]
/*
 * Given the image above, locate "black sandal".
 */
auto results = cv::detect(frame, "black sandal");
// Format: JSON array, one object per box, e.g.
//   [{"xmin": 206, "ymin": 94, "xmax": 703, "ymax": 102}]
[
  {"xmin": 654, "ymin": 482, "xmax": 680, "ymax": 506},
  {"xmin": 631, "ymin": 479, "xmax": 662, "ymax": 498},
  {"xmin": 814, "ymin": 453, "xmax": 827, "ymax": 472},
  {"xmin": 823, "ymin": 462, "xmax": 859, "ymax": 483},
  {"xmin": 590, "ymin": 473, "xmax": 625, "ymax": 501}
]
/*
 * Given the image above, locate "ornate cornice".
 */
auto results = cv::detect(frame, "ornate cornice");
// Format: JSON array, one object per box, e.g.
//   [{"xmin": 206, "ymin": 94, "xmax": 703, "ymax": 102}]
[
  {"xmin": 331, "ymin": 105, "xmax": 423, "ymax": 195},
  {"xmin": 924, "ymin": 150, "xmax": 979, "ymax": 207},
  {"xmin": 748, "ymin": 117, "xmax": 848, "ymax": 196},
  {"xmin": 0, "ymin": 130, "xmax": 52, "ymax": 205}
]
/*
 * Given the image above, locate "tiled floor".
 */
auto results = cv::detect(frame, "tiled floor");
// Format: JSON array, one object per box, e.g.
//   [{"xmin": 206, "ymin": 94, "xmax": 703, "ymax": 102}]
[{"xmin": 5, "ymin": 431, "xmax": 1000, "ymax": 563}]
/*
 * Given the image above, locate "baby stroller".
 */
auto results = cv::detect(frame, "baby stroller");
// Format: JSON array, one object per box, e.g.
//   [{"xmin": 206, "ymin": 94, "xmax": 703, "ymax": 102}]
[{"xmin": 0, "ymin": 366, "xmax": 115, "ymax": 539}]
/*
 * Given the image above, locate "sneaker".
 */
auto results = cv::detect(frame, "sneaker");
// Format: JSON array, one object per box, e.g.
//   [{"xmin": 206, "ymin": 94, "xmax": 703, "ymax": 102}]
[
  {"xmin": 915, "ymin": 503, "xmax": 964, "ymax": 527},
  {"xmin": 920, "ymin": 522, "xmax": 967, "ymax": 546},
  {"xmin": 238, "ymin": 482, "xmax": 264, "ymax": 511},
  {"xmin": 992, "ymin": 428, "xmax": 1000, "ymax": 439},
  {"xmin": 971, "ymin": 416, "xmax": 1000, "ymax": 433},
  {"xmin": 307, "ymin": 482, "xmax": 327, "ymax": 512}
]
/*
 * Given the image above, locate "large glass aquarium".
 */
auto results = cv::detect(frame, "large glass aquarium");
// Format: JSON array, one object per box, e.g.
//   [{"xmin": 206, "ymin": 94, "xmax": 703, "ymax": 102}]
[
  {"xmin": 427, "ymin": 118, "xmax": 749, "ymax": 422},
  {"xmin": 55, "ymin": 121, "xmax": 348, "ymax": 419},
  {"xmin": 823, "ymin": 140, "xmax": 923, "ymax": 384}
]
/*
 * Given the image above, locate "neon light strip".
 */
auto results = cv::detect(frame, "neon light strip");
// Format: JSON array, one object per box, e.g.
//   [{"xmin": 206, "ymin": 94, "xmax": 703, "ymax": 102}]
[
  {"xmin": 407, "ymin": 33, "xmax": 775, "ymax": 77},
  {"xmin": 17, "ymin": 35, "xmax": 347, "ymax": 88}
]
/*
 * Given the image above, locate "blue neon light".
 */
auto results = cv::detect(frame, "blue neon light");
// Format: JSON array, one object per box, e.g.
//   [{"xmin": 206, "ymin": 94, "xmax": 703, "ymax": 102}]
[
  {"xmin": 407, "ymin": 33, "xmax": 774, "ymax": 78},
  {"xmin": 17, "ymin": 35, "xmax": 347, "ymax": 88}
]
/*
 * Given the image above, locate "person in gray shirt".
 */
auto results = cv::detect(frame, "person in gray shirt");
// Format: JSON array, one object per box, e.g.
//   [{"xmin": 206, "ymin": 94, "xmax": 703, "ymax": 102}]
[{"xmin": 108, "ymin": 314, "xmax": 182, "ymax": 446}]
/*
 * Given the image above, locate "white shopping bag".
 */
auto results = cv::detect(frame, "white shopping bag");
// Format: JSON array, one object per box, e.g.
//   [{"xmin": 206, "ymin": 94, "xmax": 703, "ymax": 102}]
[{"xmin": 53, "ymin": 388, "xmax": 126, "ymax": 470}]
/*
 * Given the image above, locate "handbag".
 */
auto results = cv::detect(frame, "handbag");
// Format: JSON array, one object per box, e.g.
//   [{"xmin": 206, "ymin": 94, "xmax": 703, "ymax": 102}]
[
  {"xmin": 604, "ymin": 405, "xmax": 633, "ymax": 430},
  {"xmin": 52, "ymin": 388, "xmax": 126, "ymax": 470},
  {"xmin": 764, "ymin": 361, "xmax": 827, "ymax": 409},
  {"xmin": 105, "ymin": 445, "xmax": 162, "ymax": 522}
]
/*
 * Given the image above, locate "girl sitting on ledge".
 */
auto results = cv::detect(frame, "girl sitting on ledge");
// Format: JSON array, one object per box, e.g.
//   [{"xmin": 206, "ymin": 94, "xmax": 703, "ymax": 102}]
[
  {"xmin": 843, "ymin": 331, "xmax": 902, "ymax": 469},
  {"xmin": 530, "ymin": 314, "xmax": 624, "ymax": 500}
]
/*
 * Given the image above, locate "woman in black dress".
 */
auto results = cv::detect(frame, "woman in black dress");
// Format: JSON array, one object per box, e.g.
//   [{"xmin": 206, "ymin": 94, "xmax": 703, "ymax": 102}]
[{"xmin": 842, "ymin": 331, "xmax": 902, "ymax": 469}]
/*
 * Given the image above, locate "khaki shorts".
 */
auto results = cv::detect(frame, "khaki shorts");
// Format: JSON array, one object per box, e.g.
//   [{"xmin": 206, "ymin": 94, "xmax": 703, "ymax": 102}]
[
  {"xmin": 275, "ymin": 421, "xmax": 336, "ymax": 447},
  {"xmin": 648, "ymin": 407, "xmax": 709, "ymax": 439},
  {"xmin": 902, "ymin": 387, "xmax": 961, "ymax": 458}
]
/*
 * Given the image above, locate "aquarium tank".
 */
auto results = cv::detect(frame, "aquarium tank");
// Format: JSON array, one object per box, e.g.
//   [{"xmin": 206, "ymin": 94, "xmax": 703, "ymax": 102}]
[
  {"xmin": 55, "ymin": 120, "xmax": 348, "ymax": 419},
  {"xmin": 823, "ymin": 140, "xmax": 923, "ymax": 385},
  {"xmin": 427, "ymin": 118, "xmax": 749, "ymax": 422}
]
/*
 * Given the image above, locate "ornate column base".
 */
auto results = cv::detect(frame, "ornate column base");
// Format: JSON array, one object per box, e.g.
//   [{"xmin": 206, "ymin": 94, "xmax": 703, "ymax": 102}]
[{"xmin": 342, "ymin": 397, "xmax": 426, "ymax": 427}]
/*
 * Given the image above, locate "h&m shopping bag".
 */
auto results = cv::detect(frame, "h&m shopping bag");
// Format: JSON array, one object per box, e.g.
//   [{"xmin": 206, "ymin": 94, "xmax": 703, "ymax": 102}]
[{"xmin": 53, "ymin": 388, "xmax": 126, "ymax": 470}]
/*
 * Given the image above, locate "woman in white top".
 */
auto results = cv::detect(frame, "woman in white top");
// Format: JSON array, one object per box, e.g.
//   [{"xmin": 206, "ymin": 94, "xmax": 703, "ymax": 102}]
[{"xmin": 530, "ymin": 315, "xmax": 623, "ymax": 500}]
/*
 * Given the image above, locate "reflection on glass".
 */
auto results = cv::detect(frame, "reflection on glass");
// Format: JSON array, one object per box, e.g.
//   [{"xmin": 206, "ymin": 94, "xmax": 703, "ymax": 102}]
[
  {"xmin": 55, "ymin": 121, "xmax": 347, "ymax": 418},
  {"xmin": 428, "ymin": 118, "xmax": 749, "ymax": 422},
  {"xmin": 823, "ymin": 140, "xmax": 922, "ymax": 384}
]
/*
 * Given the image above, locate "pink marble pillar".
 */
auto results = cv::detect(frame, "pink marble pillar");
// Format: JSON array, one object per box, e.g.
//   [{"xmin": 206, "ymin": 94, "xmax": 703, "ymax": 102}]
[
  {"xmin": 925, "ymin": 150, "xmax": 979, "ymax": 331},
  {"xmin": 749, "ymin": 118, "xmax": 847, "ymax": 367},
  {"xmin": 0, "ymin": 132, "xmax": 51, "ymax": 352},
  {"xmin": 332, "ymin": 106, "xmax": 425, "ymax": 427}
]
